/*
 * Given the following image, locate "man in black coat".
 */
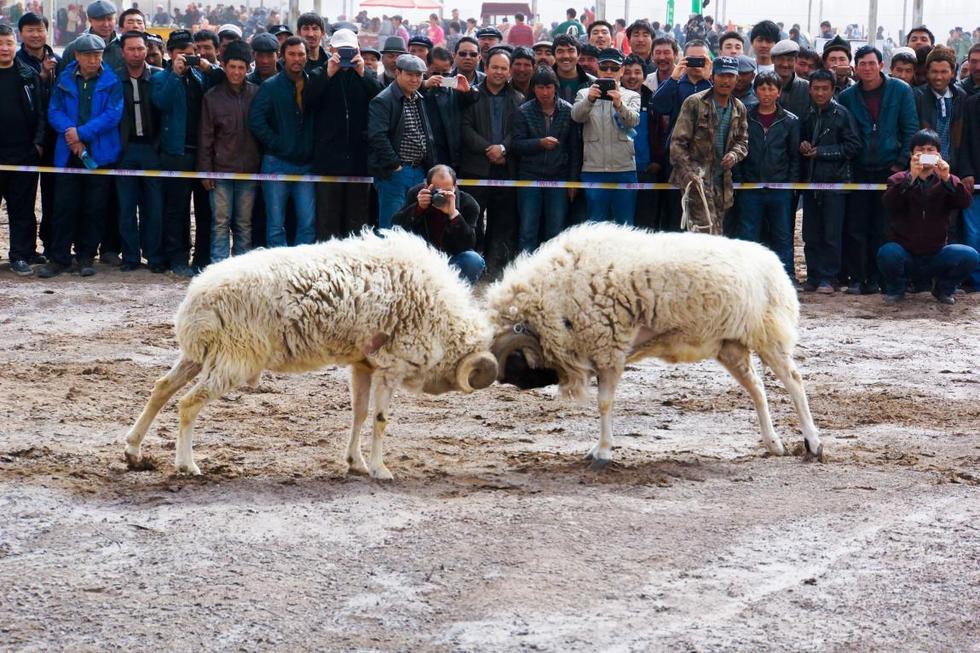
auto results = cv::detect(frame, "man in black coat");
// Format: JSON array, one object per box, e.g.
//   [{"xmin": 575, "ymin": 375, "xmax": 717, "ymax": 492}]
[
  {"xmin": 307, "ymin": 28, "xmax": 382, "ymax": 239},
  {"xmin": 392, "ymin": 164, "xmax": 485, "ymax": 284}
]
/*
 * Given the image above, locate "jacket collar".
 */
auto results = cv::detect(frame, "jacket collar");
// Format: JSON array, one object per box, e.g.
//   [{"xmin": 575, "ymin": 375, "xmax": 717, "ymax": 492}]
[
  {"xmin": 16, "ymin": 44, "xmax": 56, "ymax": 67},
  {"xmin": 58, "ymin": 60, "xmax": 119, "ymax": 93}
]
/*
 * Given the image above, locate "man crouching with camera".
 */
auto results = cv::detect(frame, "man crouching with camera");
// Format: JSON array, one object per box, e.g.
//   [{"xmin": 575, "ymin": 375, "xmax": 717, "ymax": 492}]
[{"xmin": 392, "ymin": 164, "xmax": 486, "ymax": 284}]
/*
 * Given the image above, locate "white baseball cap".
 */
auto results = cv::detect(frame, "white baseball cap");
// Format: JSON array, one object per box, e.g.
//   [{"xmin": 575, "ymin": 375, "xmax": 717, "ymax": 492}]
[{"xmin": 329, "ymin": 28, "xmax": 358, "ymax": 49}]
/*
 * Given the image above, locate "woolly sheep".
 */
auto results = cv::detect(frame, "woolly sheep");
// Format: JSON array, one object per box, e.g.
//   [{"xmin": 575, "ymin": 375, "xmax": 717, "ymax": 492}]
[
  {"xmin": 486, "ymin": 222, "xmax": 823, "ymax": 466},
  {"xmin": 124, "ymin": 229, "xmax": 498, "ymax": 480}
]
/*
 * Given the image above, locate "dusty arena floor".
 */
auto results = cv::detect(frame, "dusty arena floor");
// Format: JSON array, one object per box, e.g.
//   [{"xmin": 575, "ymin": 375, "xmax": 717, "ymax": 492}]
[{"xmin": 1, "ymin": 253, "xmax": 979, "ymax": 652}]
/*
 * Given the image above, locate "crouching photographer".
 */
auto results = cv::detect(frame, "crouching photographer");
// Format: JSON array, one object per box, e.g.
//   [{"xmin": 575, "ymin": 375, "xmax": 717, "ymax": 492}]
[{"xmin": 392, "ymin": 164, "xmax": 486, "ymax": 284}]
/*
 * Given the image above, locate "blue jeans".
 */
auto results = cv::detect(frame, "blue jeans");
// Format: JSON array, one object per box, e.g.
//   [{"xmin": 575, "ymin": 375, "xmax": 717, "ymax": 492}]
[
  {"xmin": 517, "ymin": 186, "xmax": 567, "ymax": 252},
  {"xmin": 261, "ymin": 155, "xmax": 315, "ymax": 247},
  {"xmin": 581, "ymin": 171, "xmax": 637, "ymax": 224},
  {"xmin": 375, "ymin": 166, "xmax": 425, "ymax": 229},
  {"xmin": 877, "ymin": 242, "xmax": 979, "ymax": 296},
  {"xmin": 210, "ymin": 180, "xmax": 256, "ymax": 263},
  {"xmin": 449, "ymin": 250, "xmax": 485, "ymax": 285},
  {"xmin": 961, "ymin": 198, "xmax": 980, "ymax": 288},
  {"xmin": 115, "ymin": 143, "xmax": 163, "ymax": 266},
  {"xmin": 737, "ymin": 189, "xmax": 795, "ymax": 278}
]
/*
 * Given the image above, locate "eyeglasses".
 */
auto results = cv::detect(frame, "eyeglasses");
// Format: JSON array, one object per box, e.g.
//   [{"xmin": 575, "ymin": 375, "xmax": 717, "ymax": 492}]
[
  {"xmin": 598, "ymin": 63, "xmax": 621, "ymax": 72},
  {"xmin": 457, "ymin": 51, "xmax": 479, "ymax": 57}
]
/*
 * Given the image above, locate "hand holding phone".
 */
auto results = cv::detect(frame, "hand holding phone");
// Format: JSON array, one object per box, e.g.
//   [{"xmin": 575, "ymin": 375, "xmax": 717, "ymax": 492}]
[
  {"xmin": 686, "ymin": 56, "xmax": 706, "ymax": 68},
  {"xmin": 595, "ymin": 78, "xmax": 616, "ymax": 100},
  {"xmin": 337, "ymin": 46, "xmax": 357, "ymax": 69},
  {"xmin": 183, "ymin": 55, "xmax": 201, "ymax": 67}
]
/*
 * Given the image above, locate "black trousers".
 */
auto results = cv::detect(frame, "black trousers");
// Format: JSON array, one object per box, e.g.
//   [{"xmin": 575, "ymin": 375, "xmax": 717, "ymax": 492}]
[
  {"xmin": 100, "ymin": 186, "xmax": 121, "ymax": 256},
  {"xmin": 468, "ymin": 179, "xmax": 517, "ymax": 271},
  {"xmin": 0, "ymin": 148, "xmax": 40, "ymax": 261},
  {"xmin": 315, "ymin": 181, "xmax": 371, "ymax": 240},
  {"xmin": 191, "ymin": 181, "xmax": 211, "ymax": 268},
  {"xmin": 634, "ymin": 169, "xmax": 659, "ymax": 230},
  {"xmin": 38, "ymin": 142, "xmax": 56, "ymax": 255},
  {"xmin": 844, "ymin": 168, "xmax": 891, "ymax": 286},
  {"xmin": 160, "ymin": 151, "xmax": 209, "ymax": 268},
  {"xmin": 50, "ymin": 157, "xmax": 111, "ymax": 265}
]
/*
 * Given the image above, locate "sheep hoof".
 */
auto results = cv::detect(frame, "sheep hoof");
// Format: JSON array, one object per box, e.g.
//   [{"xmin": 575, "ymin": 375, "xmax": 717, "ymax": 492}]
[
  {"xmin": 346, "ymin": 457, "xmax": 370, "ymax": 476},
  {"xmin": 803, "ymin": 442, "xmax": 825, "ymax": 463},
  {"xmin": 369, "ymin": 465, "xmax": 394, "ymax": 481},
  {"xmin": 176, "ymin": 461, "xmax": 202, "ymax": 476},
  {"xmin": 588, "ymin": 457, "xmax": 612, "ymax": 471},
  {"xmin": 125, "ymin": 450, "xmax": 156, "ymax": 471}
]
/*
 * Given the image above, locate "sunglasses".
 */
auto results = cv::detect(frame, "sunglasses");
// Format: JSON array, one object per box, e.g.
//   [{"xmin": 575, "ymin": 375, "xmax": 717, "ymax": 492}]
[
  {"xmin": 457, "ymin": 51, "xmax": 479, "ymax": 57},
  {"xmin": 598, "ymin": 63, "xmax": 621, "ymax": 72}
]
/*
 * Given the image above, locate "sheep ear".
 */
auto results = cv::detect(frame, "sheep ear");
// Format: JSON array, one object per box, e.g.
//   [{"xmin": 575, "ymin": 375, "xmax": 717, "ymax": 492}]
[{"xmin": 361, "ymin": 332, "xmax": 389, "ymax": 356}]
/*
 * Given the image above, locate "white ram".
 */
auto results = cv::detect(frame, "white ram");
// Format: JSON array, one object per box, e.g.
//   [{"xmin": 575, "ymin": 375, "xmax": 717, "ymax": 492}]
[
  {"xmin": 486, "ymin": 222, "xmax": 823, "ymax": 466},
  {"xmin": 124, "ymin": 229, "xmax": 498, "ymax": 480}
]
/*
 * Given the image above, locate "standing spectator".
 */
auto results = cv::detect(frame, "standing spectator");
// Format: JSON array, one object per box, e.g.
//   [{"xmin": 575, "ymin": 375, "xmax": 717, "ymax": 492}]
[
  {"xmin": 512, "ymin": 66, "xmax": 579, "ymax": 251},
  {"xmin": 578, "ymin": 43, "xmax": 600, "ymax": 76},
  {"xmin": 650, "ymin": 39, "xmax": 712, "ymax": 137},
  {"xmin": 838, "ymin": 45, "xmax": 919, "ymax": 294},
  {"xmin": 16, "ymin": 12, "xmax": 58, "ymax": 263},
  {"xmin": 914, "ymin": 45, "xmax": 967, "ymax": 163},
  {"xmin": 770, "ymin": 39, "xmax": 809, "ymax": 118},
  {"xmin": 957, "ymin": 44, "xmax": 980, "ymax": 96},
  {"xmin": 878, "ymin": 130, "xmax": 977, "ymax": 304},
  {"xmin": 554, "ymin": 8, "xmax": 585, "ymax": 39},
  {"xmin": 669, "ymin": 56, "xmax": 749, "ymax": 235},
  {"xmin": 216, "ymin": 24, "xmax": 242, "ymax": 59},
  {"xmin": 151, "ymin": 29, "xmax": 217, "ymax": 276},
  {"xmin": 367, "ymin": 54, "xmax": 434, "ymax": 228},
  {"xmin": 246, "ymin": 31, "xmax": 279, "ymax": 84},
  {"xmin": 621, "ymin": 54, "xmax": 656, "ymax": 229},
  {"xmin": 423, "ymin": 46, "xmax": 478, "ymax": 170},
  {"xmin": 249, "ymin": 36, "xmax": 316, "ymax": 247},
  {"xmin": 906, "ymin": 25, "xmax": 935, "ymax": 87},
  {"xmin": 451, "ymin": 36, "xmax": 484, "ymax": 86},
  {"xmin": 298, "ymin": 12, "xmax": 327, "ymax": 71},
  {"xmin": 306, "ymin": 28, "xmax": 381, "ymax": 240},
  {"xmin": 192, "ymin": 29, "xmax": 218, "ymax": 64},
  {"xmin": 509, "ymin": 46, "xmax": 533, "ymax": 96},
  {"xmin": 427, "ymin": 14, "xmax": 445, "ymax": 48},
  {"xmin": 749, "ymin": 20, "xmax": 779, "ymax": 73},
  {"xmin": 643, "ymin": 37, "xmax": 679, "ymax": 230},
  {"xmin": 0, "ymin": 23, "xmax": 45, "ymax": 276},
  {"xmin": 613, "ymin": 19, "xmax": 630, "ymax": 55},
  {"xmin": 552, "ymin": 34, "xmax": 593, "ymax": 104},
  {"xmin": 719, "ymin": 30, "xmax": 744, "ymax": 57},
  {"xmin": 151, "ymin": 4, "xmax": 169, "ymax": 26},
  {"xmin": 39, "ymin": 33, "xmax": 122, "ymax": 278},
  {"xmin": 821, "ymin": 35, "xmax": 854, "ymax": 97},
  {"xmin": 733, "ymin": 55, "xmax": 758, "ymax": 110},
  {"xmin": 626, "ymin": 19, "xmax": 654, "ymax": 74},
  {"xmin": 507, "ymin": 12, "xmax": 532, "ymax": 47},
  {"xmin": 408, "ymin": 35, "xmax": 433, "ymax": 64},
  {"xmin": 734, "ymin": 71, "xmax": 801, "ymax": 280},
  {"xmin": 459, "ymin": 47, "xmax": 524, "ymax": 271},
  {"xmin": 532, "ymin": 40, "xmax": 554, "ymax": 68},
  {"xmin": 144, "ymin": 32, "xmax": 164, "ymax": 66},
  {"xmin": 380, "ymin": 35, "xmax": 406, "ymax": 86},
  {"xmin": 475, "ymin": 26, "xmax": 502, "ymax": 71},
  {"xmin": 198, "ymin": 40, "xmax": 259, "ymax": 263},
  {"xmin": 587, "ymin": 20, "xmax": 612, "ymax": 49},
  {"xmin": 571, "ymin": 48, "xmax": 641, "ymax": 224},
  {"xmin": 819, "ymin": 21, "xmax": 834, "ymax": 39},
  {"xmin": 390, "ymin": 15, "xmax": 410, "ymax": 45},
  {"xmin": 58, "ymin": 0, "xmax": 122, "ymax": 75},
  {"xmin": 888, "ymin": 48, "xmax": 917, "ymax": 86},
  {"xmin": 115, "ymin": 31, "xmax": 164, "ymax": 272},
  {"xmin": 642, "ymin": 36, "xmax": 676, "ymax": 93},
  {"xmin": 799, "ymin": 69, "xmax": 862, "ymax": 293},
  {"xmin": 795, "ymin": 48, "xmax": 819, "ymax": 81},
  {"xmin": 392, "ymin": 164, "xmax": 485, "ymax": 284},
  {"xmin": 957, "ymin": 76, "xmax": 980, "ymax": 292}
]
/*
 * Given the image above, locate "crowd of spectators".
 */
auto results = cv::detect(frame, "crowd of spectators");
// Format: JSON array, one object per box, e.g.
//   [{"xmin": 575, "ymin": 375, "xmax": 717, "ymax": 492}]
[{"xmin": 1, "ymin": 3, "xmax": 979, "ymax": 303}]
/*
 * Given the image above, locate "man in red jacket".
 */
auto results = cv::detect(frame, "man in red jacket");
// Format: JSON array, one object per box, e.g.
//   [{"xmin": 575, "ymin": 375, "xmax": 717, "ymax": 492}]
[{"xmin": 878, "ymin": 129, "xmax": 978, "ymax": 304}]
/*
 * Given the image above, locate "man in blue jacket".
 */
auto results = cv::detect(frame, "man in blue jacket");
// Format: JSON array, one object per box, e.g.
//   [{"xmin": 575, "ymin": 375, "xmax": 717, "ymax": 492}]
[
  {"xmin": 151, "ymin": 29, "xmax": 218, "ymax": 276},
  {"xmin": 38, "ymin": 33, "xmax": 122, "ymax": 278},
  {"xmin": 650, "ymin": 39, "xmax": 712, "ymax": 137},
  {"xmin": 248, "ymin": 36, "xmax": 317, "ymax": 248},
  {"xmin": 838, "ymin": 45, "xmax": 919, "ymax": 294}
]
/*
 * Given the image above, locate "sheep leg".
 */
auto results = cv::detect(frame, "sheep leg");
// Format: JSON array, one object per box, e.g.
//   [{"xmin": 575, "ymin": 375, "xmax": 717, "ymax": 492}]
[
  {"xmin": 367, "ymin": 377, "xmax": 395, "ymax": 481},
  {"xmin": 717, "ymin": 341, "xmax": 786, "ymax": 456},
  {"xmin": 758, "ymin": 348, "xmax": 824, "ymax": 462},
  {"xmin": 125, "ymin": 356, "xmax": 202, "ymax": 468},
  {"xmin": 173, "ymin": 371, "xmax": 232, "ymax": 475},
  {"xmin": 345, "ymin": 363, "xmax": 372, "ymax": 476},
  {"xmin": 586, "ymin": 368, "xmax": 620, "ymax": 469}
]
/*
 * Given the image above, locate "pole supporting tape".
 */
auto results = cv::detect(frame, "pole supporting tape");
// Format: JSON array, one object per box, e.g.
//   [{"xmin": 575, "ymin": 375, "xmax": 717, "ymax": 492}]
[{"xmin": 2, "ymin": 164, "xmax": 975, "ymax": 191}]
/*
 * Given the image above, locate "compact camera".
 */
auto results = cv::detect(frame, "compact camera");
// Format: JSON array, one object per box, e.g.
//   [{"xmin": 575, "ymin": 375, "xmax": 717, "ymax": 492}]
[{"xmin": 919, "ymin": 153, "xmax": 940, "ymax": 166}]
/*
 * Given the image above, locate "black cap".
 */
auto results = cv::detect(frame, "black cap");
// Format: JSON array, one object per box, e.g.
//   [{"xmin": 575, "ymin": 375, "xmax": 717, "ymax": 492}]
[
  {"xmin": 476, "ymin": 26, "xmax": 503, "ymax": 40},
  {"xmin": 381, "ymin": 36, "xmax": 408, "ymax": 54},
  {"xmin": 268, "ymin": 23, "xmax": 292, "ymax": 36},
  {"xmin": 821, "ymin": 34, "xmax": 852, "ymax": 61},
  {"xmin": 408, "ymin": 35, "xmax": 433, "ymax": 50},
  {"xmin": 166, "ymin": 29, "xmax": 193, "ymax": 50},
  {"xmin": 222, "ymin": 40, "xmax": 252, "ymax": 65},
  {"xmin": 597, "ymin": 47, "xmax": 623, "ymax": 64}
]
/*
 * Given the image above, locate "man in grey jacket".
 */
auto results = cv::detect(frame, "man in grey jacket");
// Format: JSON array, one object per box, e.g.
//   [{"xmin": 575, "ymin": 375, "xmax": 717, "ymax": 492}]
[
  {"xmin": 571, "ymin": 48, "xmax": 641, "ymax": 223},
  {"xmin": 772, "ymin": 39, "xmax": 810, "ymax": 119}
]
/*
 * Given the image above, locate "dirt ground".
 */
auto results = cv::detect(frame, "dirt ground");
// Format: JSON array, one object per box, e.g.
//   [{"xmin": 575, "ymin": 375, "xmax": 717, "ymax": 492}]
[{"xmin": 1, "ymin": 242, "xmax": 979, "ymax": 652}]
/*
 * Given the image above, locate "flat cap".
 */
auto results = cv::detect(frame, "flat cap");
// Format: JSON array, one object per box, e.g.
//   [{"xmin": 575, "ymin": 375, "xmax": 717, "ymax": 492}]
[
  {"xmin": 737, "ymin": 54, "xmax": 756, "ymax": 73},
  {"xmin": 217, "ymin": 23, "xmax": 243, "ymax": 38},
  {"xmin": 597, "ymin": 47, "xmax": 623, "ymax": 64},
  {"xmin": 395, "ymin": 53, "xmax": 426, "ymax": 73},
  {"xmin": 771, "ymin": 38, "xmax": 801, "ymax": 56},
  {"xmin": 250, "ymin": 32, "xmax": 279, "ymax": 52},
  {"xmin": 712, "ymin": 55, "xmax": 739, "ymax": 75},
  {"xmin": 381, "ymin": 36, "xmax": 407, "ymax": 53},
  {"xmin": 73, "ymin": 32, "xmax": 107, "ymax": 52},
  {"xmin": 166, "ymin": 28, "xmax": 193, "ymax": 49},
  {"xmin": 408, "ymin": 35, "xmax": 433, "ymax": 49},
  {"xmin": 268, "ymin": 24, "xmax": 292, "ymax": 36},
  {"xmin": 86, "ymin": 0, "xmax": 116, "ymax": 18},
  {"xmin": 476, "ymin": 26, "xmax": 503, "ymax": 40}
]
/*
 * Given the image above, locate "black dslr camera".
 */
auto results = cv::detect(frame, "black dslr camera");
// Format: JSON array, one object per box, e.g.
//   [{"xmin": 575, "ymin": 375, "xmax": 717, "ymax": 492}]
[{"xmin": 430, "ymin": 188, "xmax": 448, "ymax": 209}]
